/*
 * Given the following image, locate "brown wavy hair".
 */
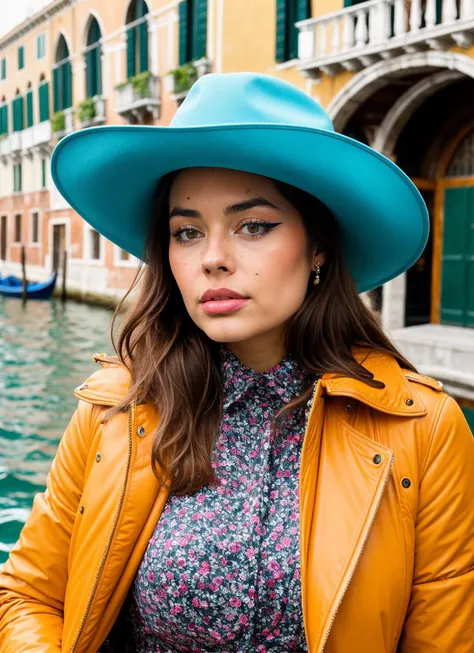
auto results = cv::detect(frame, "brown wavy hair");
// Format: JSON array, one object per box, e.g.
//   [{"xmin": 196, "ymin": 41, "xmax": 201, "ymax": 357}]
[{"xmin": 103, "ymin": 169, "xmax": 416, "ymax": 496}]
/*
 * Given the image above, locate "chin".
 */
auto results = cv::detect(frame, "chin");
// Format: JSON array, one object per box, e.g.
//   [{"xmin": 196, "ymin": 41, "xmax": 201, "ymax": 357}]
[{"xmin": 196, "ymin": 318, "xmax": 266, "ymax": 345}]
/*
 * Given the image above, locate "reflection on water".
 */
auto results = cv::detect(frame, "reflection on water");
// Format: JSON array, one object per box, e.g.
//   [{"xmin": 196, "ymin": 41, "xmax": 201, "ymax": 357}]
[{"xmin": 0, "ymin": 297, "xmax": 114, "ymax": 564}]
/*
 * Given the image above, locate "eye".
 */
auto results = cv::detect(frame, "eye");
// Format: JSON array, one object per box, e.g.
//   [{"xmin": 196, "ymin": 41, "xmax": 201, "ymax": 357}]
[
  {"xmin": 239, "ymin": 219, "xmax": 282, "ymax": 238},
  {"xmin": 171, "ymin": 226, "xmax": 203, "ymax": 243}
]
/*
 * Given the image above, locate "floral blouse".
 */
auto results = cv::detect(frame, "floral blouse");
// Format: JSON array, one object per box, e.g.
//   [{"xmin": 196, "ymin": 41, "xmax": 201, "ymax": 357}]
[{"xmin": 121, "ymin": 346, "xmax": 316, "ymax": 652}]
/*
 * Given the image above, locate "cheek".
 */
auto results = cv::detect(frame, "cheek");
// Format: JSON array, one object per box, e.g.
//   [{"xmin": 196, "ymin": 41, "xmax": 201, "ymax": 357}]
[{"xmin": 169, "ymin": 248, "xmax": 195, "ymax": 300}]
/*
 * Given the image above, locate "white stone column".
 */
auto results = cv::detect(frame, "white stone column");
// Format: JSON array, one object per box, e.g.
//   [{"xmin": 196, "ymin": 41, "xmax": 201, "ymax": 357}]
[
  {"xmin": 149, "ymin": 21, "xmax": 159, "ymax": 76},
  {"xmin": 382, "ymin": 273, "xmax": 407, "ymax": 331}
]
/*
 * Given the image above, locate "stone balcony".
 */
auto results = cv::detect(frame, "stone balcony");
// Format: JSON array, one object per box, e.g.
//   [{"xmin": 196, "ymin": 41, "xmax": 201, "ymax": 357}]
[
  {"xmin": 21, "ymin": 121, "xmax": 52, "ymax": 155},
  {"xmin": 297, "ymin": 0, "xmax": 474, "ymax": 77},
  {"xmin": 78, "ymin": 96, "xmax": 106, "ymax": 129},
  {"xmin": 115, "ymin": 73, "xmax": 160, "ymax": 123}
]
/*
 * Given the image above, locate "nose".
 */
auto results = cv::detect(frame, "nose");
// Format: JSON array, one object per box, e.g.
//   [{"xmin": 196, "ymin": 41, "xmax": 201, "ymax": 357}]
[{"xmin": 200, "ymin": 235, "xmax": 234, "ymax": 276}]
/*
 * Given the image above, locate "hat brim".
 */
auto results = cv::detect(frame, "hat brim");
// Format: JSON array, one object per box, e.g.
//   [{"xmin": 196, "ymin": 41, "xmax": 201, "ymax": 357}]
[{"xmin": 51, "ymin": 124, "xmax": 429, "ymax": 293}]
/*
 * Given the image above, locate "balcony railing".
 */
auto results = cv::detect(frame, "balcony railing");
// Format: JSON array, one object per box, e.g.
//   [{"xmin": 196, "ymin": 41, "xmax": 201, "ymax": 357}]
[
  {"xmin": 22, "ymin": 121, "xmax": 52, "ymax": 153},
  {"xmin": 78, "ymin": 96, "xmax": 106, "ymax": 129},
  {"xmin": 115, "ymin": 73, "xmax": 160, "ymax": 123},
  {"xmin": 297, "ymin": 0, "xmax": 474, "ymax": 75}
]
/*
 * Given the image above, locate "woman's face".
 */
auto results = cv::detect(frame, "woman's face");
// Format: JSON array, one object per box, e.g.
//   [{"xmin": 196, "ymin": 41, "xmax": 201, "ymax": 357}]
[{"xmin": 168, "ymin": 168, "xmax": 322, "ymax": 360}]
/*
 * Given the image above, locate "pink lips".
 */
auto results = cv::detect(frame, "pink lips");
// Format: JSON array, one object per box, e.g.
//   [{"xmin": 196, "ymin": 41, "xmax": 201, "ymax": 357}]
[{"xmin": 200, "ymin": 288, "xmax": 249, "ymax": 315}]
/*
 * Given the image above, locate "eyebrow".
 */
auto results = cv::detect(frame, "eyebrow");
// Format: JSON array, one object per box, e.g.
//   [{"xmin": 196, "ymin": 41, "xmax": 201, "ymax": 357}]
[{"xmin": 169, "ymin": 196, "xmax": 282, "ymax": 220}]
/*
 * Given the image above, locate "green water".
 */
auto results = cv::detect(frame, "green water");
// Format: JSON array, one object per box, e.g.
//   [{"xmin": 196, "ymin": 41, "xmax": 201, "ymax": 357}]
[{"xmin": 0, "ymin": 297, "xmax": 114, "ymax": 565}]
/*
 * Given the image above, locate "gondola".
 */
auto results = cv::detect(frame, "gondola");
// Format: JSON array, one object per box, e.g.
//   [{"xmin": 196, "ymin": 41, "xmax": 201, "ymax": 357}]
[{"xmin": 0, "ymin": 270, "xmax": 57, "ymax": 299}]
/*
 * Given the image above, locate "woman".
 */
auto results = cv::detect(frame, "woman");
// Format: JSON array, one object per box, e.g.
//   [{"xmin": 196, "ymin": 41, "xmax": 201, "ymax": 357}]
[{"xmin": 0, "ymin": 73, "xmax": 473, "ymax": 653}]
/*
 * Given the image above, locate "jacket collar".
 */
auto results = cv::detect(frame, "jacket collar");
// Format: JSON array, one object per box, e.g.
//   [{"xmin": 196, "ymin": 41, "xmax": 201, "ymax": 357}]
[{"xmin": 75, "ymin": 349, "xmax": 427, "ymax": 417}]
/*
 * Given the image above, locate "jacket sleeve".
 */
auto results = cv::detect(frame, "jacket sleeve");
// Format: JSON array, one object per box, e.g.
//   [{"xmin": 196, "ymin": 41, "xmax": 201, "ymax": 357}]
[
  {"xmin": 399, "ymin": 395, "xmax": 474, "ymax": 652},
  {"xmin": 0, "ymin": 399, "xmax": 98, "ymax": 652}
]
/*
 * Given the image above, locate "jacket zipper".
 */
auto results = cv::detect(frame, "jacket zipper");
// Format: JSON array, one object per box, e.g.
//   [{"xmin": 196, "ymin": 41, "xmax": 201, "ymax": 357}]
[
  {"xmin": 70, "ymin": 401, "xmax": 135, "ymax": 653},
  {"xmin": 316, "ymin": 453, "xmax": 394, "ymax": 653}
]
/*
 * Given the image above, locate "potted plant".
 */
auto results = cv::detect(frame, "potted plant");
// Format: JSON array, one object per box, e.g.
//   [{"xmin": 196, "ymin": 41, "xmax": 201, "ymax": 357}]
[
  {"xmin": 167, "ymin": 62, "xmax": 198, "ymax": 95},
  {"xmin": 51, "ymin": 110, "xmax": 65, "ymax": 134},
  {"xmin": 77, "ymin": 97, "xmax": 96, "ymax": 124}
]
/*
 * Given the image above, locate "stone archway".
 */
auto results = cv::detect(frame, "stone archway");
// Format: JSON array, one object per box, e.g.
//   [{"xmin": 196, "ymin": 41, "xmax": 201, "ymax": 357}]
[
  {"xmin": 328, "ymin": 51, "xmax": 474, "ymax": 133},
  {"xmin": 373, "ymin": 70, "xmax": 463, "ymax": 157}
]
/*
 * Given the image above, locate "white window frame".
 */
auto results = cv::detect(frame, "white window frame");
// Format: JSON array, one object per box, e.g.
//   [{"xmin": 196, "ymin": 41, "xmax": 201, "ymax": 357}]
[
  {"xmin": 36, "ymin": 33, "xmax": 46, "ymax": 60},
  {"xmin": 83, "ymin": 224, "xmax": 105, "ymax": 265},
  {"xmin": 113, "ymin": 244, "xmax": 140, "ymax": 268},
  {"xmin": 29, "ymin": 208, "xmax": 42, "ymax": 246}
]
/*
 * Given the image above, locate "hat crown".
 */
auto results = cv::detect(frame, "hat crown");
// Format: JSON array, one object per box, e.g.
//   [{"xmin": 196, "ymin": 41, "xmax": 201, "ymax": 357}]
[{"xmin": 170, "ymin": 72, "xmax": 334, "ymax": 132}]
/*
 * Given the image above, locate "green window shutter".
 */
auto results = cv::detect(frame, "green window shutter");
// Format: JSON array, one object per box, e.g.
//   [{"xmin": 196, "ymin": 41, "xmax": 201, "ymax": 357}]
[
  {"xmin": 53, "ymin": 67, "xmax": 60, "ymax": 112},
  {"xmin": 18, "ymin": 164, "xmax": 22, "ymax": 192},
  {"xmin": 296, "ymin": 0, "xmax": 310, "ymax": 20},
  {"xmin": 39, "ymin": 82, "xmax": 50, "ymax": 121},
  {"xmin": 18, "ymin": 46, "xmax": 24, "ymax": 70},
  {"xmin": 86, "ymin": 48, "xmax": 95, "ymax": 97},
  {"xmin": 42, "ymin": 158, "xmax": 47, "ymax": 188},
  {"xmin": 276, "ymin": 0, "xmax": 288, "ymax": 63},
  {"xmin": 26, "ymin": 90, "xmax": 34, "ymax": 127},
  {"xmin": 64, "ymin": 61, "xmax": 72, "ymax": 108},
  {"xmin": 191, "ymin": 0, "xmax": 207, "ymax": 61},
  {"xmin": 12, "ymin": 96, "xmax": 24, "ymax": 132},
  {"xmin": 139, "ymin": 21, "xmax": 149, "ymax": 73},
  {"xmin": 179, "ymin": 0, "xmax": 189, "ymax": 65},
  {"xmin": 127, "ymin": 27, "xmax": 136, "ymax": 78},
  {"xmin": 0, "ymin": 105, "xmax": 8, "ymax": 135},
  {"xmin": 1, "ymin": 58, "xmax": 5, "ymax": 80}
]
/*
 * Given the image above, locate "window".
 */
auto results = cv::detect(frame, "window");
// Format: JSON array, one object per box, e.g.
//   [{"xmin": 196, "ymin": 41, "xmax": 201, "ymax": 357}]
[
  {"xmin": 0, "ymin": 103, "xmax": 8, "ymax": 135},
  {"xmin": 39, "ymin": 79, "xmax": 50, "ymax": 122},
  {"xmin": 89, "ymin": 228, "xmax": 101, "ymax": 260},
  {"xmin": 53, "ymin": 35, "xmax": 72, "ymax": 112},
  {"xmin": 26, "ymin": 88, "xmax": 34, "ymax": 127},
  {"xmin": 276, "ymin": 0, "xmax": 311, "ymax": 63},
  {"xmin": 37, "ymin": 33, "xmax": 46, "ymax": 59},
  {"xmin": 41, "ymin": 158, "xmax": 47, "ymax": 188},
  {"xmin": 179, "ymin": 0, "xmax": 207, "ymax": 66},
  {"xmin": 18, "ymin": 46, "xmax": 25, "ymax": 70},
  {"xmin": 12, "ymin": 92, "xmax": 24, "ymax": 132},
  {"xmin": 14, "ymin": 214, "xmax": 22, "ymax": 242},
  {"xmin": 13, "ymin": 164, "xmax": 22, "ymax": 193},
  {"xmin": 126, "ymin": 0, "xmax": 149, "ymax": 78},
  {"xmin": 31, "ymin": 212, "xmax": 39, "ymax": 243},
  {"xmin": 1, "ymin": 58, "xmax": 6, "ymax": 80},
  {"xmin": 119, "ymin": 248, "xmax": 130, "ymax": 261},
  {"xmin": 85, "ymin": 17, "xmax": 102, "ymax": 97},
  {"xmin": 0, "ymin": 215, "xmax": 7, "ymax": 260}
]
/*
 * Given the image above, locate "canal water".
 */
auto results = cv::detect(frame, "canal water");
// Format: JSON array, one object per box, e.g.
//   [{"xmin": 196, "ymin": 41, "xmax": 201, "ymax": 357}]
[{"xmin": 0, "ymin": 297, "xmax": 114, "ymax": 565}]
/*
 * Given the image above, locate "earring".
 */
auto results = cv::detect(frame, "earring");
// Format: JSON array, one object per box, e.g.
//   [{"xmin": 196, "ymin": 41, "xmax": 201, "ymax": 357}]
[{"xmin": 313, "ymin": 263, "xmax": 321, "ymax": 286}]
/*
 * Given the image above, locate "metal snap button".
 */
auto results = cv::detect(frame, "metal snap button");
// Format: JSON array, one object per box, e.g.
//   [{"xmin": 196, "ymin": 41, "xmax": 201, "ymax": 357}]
[
  {"xmin": 402, "ymin": 478, "xmax": 411, "ymax": 489},
  {"xmin": 95, "ymin": 452, "xmax": 101, "ymax": 462},
  {"xmin": 405, "ymin": 398, "xmax": 414, "ymax": 406},
  {"xmin": 79, "ymin": 505, "xmax": 85, "ymax": 514},
  {"xmin": 137, "ymin": 426, "xmax": 146, "ymax": 437},
  {"xmin": 345, "ymin": 403, "xmax": 353, "ymax": 413},
  {"xmin": 373, "ymin": 454, "xmax": 382, "ymax": 465}
]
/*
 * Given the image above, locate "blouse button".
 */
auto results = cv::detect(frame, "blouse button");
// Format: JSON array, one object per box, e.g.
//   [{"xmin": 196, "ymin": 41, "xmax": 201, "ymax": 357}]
[{"xmin": 137, "ymin": 426, "xmax": 146, "ymax": 437}]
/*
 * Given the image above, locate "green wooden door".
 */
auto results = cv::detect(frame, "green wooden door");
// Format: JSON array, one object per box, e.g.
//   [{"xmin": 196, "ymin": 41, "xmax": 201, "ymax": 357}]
[
  {"xmin": 462, "ymin": 406, "xmax": 474, "ymax": 434},
  {"xmin": 441, "ymin": 187, "xmax": 474, "ymax": 327}
]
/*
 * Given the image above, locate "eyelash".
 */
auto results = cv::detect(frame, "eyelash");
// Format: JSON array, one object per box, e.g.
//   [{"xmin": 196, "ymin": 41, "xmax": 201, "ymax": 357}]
[{"xmin": 170, "ymin": 219, "xmax": 281, "ymax": 244}]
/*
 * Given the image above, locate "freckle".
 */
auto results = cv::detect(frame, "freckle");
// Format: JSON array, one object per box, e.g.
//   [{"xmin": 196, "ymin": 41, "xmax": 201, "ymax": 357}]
[{"xmin": 255, "ymin": 273, "xmax": 259, "ymax": 276}]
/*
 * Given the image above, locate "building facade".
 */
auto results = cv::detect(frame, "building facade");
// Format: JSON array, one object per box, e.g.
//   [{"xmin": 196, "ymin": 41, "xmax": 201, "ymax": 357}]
[{"xmin": 0, "ymin": 0, "xmax": 473, "ymax": 421}]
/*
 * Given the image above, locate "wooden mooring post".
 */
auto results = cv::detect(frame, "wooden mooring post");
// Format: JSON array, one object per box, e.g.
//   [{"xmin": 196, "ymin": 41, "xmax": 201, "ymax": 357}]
[
  {"xmin": 21, "ymin": 244, "xmax": 27, "ymax": 303},
  {"xmin": 61, "ymin": 249, "xmax": 68, "ymax": 302}
]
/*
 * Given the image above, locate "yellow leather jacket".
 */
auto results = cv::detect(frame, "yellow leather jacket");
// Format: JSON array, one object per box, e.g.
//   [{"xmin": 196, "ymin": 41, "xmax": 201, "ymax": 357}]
[{"xmin": 0, "ymin": 349, "xmax": 473, "ymax": 652}]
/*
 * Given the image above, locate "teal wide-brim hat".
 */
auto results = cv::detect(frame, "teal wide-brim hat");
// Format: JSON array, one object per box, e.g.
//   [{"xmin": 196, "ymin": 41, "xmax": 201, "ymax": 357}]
[{"xmin": 51, "ymin": 72, "xmax": 429, "ymax": 293}]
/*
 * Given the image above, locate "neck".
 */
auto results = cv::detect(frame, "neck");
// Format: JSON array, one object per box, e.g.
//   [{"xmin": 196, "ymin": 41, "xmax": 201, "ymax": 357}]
[{"xmin": 225, "ymin": 329, "xmax": 287, "ymax": 372}]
